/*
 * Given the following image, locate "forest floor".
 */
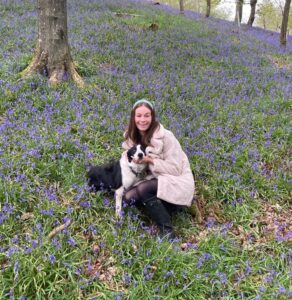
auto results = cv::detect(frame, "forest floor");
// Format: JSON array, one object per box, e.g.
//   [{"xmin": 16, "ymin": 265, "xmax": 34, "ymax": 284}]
[{"xmin": 0, "ymin": 0, "xmax": 291, "ymax": 299}]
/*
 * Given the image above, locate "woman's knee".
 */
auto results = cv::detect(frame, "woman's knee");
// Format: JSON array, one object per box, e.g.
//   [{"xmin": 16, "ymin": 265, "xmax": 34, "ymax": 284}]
[
  {"xmin": 136, "ymin": 180, "xmax": 157, "ymax": 202},
  {"xmin": 124, "ymin": 187, "xmax": 139, "ymax": 204}
]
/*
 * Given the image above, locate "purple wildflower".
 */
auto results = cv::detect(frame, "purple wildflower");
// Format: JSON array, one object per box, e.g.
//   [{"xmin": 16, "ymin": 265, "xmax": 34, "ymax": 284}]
[
  {"xmin": 67, "ymin": 236, "xmax": 77, "ymax": 247},
  {"xmin": 48, "ymin": 255, "xmax": 56, "ymax": 264}
]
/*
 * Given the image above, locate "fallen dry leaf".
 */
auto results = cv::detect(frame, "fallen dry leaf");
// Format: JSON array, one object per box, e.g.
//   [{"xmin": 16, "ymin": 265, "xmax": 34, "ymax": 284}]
[{"xmin": 20, "ymin": 212, "xmax": 34, "ymax": 221}]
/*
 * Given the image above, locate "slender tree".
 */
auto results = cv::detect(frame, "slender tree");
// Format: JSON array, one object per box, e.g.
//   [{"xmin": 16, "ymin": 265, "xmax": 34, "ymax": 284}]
[
  {"xmin": 247, "ymin": 0, "xmax": 258, "ymax": 26},
  {"xmin": 179, "ymin": 0, "xmax": 184, "ymax": 14},
  {"xmin": 22, "ymin": 0, "xmax": 84, "ymax": 87},
  {"xmin": 280, "ymin": 0, "xmax": 291, "ymax": 45},
  {"xmin": 206, "ymin": 0, "xmax": 211, "ymax": 17},
  {"xmin": 257, "ymin": 0, "xmax": 279, "ymax": 30},
  {"xmin": 235, "ymin": 0, "xmax": 244, "ymax": 26}
]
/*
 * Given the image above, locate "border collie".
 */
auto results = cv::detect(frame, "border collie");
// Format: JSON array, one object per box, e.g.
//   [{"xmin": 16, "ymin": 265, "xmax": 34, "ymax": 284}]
[{"xmin": 87, "ymin": 145, "xmax": 147, "ymax": 217}]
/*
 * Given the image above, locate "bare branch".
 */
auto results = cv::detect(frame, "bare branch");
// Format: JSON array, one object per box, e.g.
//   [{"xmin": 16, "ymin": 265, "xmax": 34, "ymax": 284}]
[{"xmin": 48, "ymin": 219, "xmax": 72, "ymax": 239}]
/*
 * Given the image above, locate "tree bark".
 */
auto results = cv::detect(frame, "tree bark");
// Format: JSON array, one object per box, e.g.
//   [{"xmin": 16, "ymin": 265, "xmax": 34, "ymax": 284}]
[
  {"xmin": 247, "ymin": 0, "xmax": 257, "ymax": 26},
  {"xmin": 206, "ymin": 0, "xmax": 211, "ymax": 17},
  {"xmin": 179, "ymin": 0, "xmax": 184, "ymax": 14},
  {"xmin": 22, "ymin": 0, "xmax": 84, "ymax": 87},
  {"xmin": 280, "ymin": 0, "xmax": 291, "ymax": 46},
  {"xmin": 235, "ymin": 0, "xmax": 244, "ymax": 26}
]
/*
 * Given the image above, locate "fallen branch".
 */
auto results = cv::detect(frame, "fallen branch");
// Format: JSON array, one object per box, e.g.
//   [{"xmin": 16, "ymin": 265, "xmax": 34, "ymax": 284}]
[
  {"xmin": 48, "ymin": 219, "xmax": 72, "ymax": 239},
  {"xmin": 113, "ymin": 12, "xmax": 143, "ymax": 17}
]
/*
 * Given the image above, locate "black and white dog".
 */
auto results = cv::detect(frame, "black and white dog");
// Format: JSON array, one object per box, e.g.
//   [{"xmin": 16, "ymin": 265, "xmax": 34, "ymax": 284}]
[{"xmin": 87, "ymin": 145, "xmax": 147, "ymax": 217}]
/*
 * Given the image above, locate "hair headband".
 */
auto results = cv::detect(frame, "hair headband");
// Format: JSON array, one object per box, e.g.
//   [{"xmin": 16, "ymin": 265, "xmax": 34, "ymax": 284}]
[{"xmin": 132, "ymin": 99, "xmax": 154, "ymax": 110}]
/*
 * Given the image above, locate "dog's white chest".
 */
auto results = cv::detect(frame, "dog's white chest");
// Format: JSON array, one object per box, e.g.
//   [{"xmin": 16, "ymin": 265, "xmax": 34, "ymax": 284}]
[{"xmin": 120, "ymin": 159, "xmax": 141, "ymax": 189}]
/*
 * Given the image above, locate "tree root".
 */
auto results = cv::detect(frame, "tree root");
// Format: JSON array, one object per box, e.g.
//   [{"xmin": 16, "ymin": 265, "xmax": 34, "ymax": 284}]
[
  {"xmin": 68, "ymin": 60, "xmax": 85, "ymax": 88},
  {"xmin": 20, "ymin": 45, "xmax": 43, "ymax": 77},
  {"xmin": 21, "ymin": 48, "xmax": 85, "ymax": 88}
]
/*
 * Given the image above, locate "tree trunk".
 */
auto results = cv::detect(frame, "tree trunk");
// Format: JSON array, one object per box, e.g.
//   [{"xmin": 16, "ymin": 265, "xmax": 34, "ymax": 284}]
[
  {"xmin": 22, "ymin": 0, "xmax": 84, "ymax": 87},
  {"xmin": 206, "ymin": 0, "xmax": 211, "ymax": 17},
  {"xmin": 235, "ymin": 0, "xmax": 244, "ymax": 26},
  {"xmin": 247, "ymin": 0, "xmax": 257, "ymax": 26},
  {"xmin": 280, "ymin": 0, "xmax": 291, "ymax": 46},
  {"xmin": 179, "ymin": 0, "xmax": 184, "ymax": 14}
]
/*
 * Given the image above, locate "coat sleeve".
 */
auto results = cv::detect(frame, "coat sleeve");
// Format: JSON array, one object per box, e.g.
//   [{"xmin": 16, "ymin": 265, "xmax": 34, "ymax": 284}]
[{"xmin": 149, "ymin": 133, "xmax": 183, "ymax": 176}]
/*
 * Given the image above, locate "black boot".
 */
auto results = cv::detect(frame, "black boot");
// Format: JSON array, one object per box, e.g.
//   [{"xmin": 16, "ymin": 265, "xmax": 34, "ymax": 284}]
[{"xmin": 142, "ymin": 196, "xmax": 176, "ymax": 240}]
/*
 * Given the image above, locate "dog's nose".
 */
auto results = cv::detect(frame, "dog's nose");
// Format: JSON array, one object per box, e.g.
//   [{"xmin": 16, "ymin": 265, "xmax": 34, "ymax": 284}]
[{"xmin": 138, "ymin": 153, "xmax": 143, "ymax": 159}]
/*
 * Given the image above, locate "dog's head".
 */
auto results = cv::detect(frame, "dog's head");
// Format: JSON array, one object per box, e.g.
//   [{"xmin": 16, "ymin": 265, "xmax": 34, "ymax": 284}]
[{"xmin": 127, "ymin": 144, "xmax": 146, "ymax": 163}]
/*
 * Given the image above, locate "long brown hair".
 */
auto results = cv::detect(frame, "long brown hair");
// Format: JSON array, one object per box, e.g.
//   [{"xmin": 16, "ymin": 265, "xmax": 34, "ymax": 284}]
[{"xmin": 125, "ymin": 103, "xmax": 160, "ymax": 147}]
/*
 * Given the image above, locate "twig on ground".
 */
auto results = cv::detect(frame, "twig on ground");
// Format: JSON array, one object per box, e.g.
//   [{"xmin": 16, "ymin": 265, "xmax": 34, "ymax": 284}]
[
  {"xmin": 48, "ymin": 219, "xmax": 72, "ymax": 239},
  {"xmin": 113, "ymin": 12, "xmax": 143, "ymax": 17}
]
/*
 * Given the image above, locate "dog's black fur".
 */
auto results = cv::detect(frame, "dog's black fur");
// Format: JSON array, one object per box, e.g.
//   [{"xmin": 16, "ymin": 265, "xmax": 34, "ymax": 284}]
[
  {"xmin": 87, "ymin": 144, "xmax": 146, "ymax": 192},
  {"xmin": 87, "ymin": 161, "xmax": 122, "ymax": 192}
]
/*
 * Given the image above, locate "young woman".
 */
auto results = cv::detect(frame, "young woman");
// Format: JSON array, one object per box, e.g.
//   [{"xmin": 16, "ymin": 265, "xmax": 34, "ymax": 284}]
[{"xmin": 122, "ymin": 99, "xmax": 195, "ymax": 239}]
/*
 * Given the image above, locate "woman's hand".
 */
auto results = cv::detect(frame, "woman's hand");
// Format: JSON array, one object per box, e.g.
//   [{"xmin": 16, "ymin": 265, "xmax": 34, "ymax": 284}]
[{"xmin": 133, "ymin": 155, "xmax": 153, "ymax": 165}]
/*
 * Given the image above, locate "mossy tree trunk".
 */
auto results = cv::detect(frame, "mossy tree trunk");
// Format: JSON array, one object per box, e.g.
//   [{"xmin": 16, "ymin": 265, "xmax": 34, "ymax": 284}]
[
  {"xmin": 22, "ymin": 0, "xmax": 84, "ymax": 87},
  {"xmin": 280, "ymin": 0, "xmax": 291, "ymax": 46},
  {"xmin": 247, "ymin": 0, "xmax": 257, "ymax": 26}
]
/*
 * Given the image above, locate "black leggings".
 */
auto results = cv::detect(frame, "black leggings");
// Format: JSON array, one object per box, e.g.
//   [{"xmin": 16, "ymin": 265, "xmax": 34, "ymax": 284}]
[
  {"xmin": 124, "ymin": 178, "xmax": 181, "ymax": 213},
  {"xmin": 124, "ymin": 178, "xmax": 158, "ymax": 204}
]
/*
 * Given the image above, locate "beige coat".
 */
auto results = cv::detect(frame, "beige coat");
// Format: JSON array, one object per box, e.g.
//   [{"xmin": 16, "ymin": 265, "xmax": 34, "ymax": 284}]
[{"xmin": 122, "ymin": 124, "xmax": 195, "ymax": 206}]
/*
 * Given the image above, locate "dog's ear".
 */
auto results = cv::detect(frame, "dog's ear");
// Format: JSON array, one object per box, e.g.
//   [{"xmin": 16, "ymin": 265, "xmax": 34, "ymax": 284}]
[
  {"xmin": 127, "ymin": 148, "xmax": 134, "ymax": 162},
  {"xmin": 127, "ymin": 151, "xmax": 132, "ymax": 162}
]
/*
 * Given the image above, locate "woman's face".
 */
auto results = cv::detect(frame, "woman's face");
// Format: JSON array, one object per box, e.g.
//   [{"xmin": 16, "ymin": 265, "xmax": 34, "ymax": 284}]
[{"xmin": 134, "ymin": 105, "xmax": 152, "ymax": 134}]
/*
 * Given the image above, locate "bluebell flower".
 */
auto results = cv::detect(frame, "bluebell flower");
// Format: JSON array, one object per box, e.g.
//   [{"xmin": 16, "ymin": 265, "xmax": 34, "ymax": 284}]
[{"xmin": 67, "ymin": 236, "xmax": 77, "ymax": 247}]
